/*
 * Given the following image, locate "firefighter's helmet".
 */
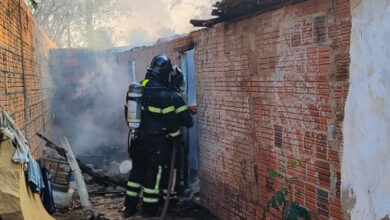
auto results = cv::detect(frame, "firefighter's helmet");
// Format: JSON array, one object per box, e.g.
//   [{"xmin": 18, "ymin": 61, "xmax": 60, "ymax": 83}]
[{"xmin": 148, "ymin": 54, "xmax": 174, "ymax": 81}]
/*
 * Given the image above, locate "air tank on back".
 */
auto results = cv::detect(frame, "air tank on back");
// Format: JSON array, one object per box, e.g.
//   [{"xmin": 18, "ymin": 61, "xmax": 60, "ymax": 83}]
[{"xmin": 126, "ymin": 82, "xmax": 142, "ymax": 129}]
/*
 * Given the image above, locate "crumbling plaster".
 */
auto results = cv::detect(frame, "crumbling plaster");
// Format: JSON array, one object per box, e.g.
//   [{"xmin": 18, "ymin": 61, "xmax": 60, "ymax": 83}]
[{"xmin": 342, "ymin": 0, "xmax": 390, "ymax": 219}]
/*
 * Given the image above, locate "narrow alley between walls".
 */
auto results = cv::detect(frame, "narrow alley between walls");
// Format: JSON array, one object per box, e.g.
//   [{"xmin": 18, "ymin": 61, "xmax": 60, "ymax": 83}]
[{"xmin": 1, "ymin": 0, "xmax": 390, "ymax": 220}]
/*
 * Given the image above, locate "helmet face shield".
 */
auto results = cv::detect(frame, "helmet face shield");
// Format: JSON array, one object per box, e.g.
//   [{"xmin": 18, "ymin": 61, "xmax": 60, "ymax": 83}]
[
  {"xmin": 149, "ymin": 54, "xmax": 173, "ymax": 77},
  {"xmin": 148, "ymin": 54, "xmax": 184, "ymax": 91}
]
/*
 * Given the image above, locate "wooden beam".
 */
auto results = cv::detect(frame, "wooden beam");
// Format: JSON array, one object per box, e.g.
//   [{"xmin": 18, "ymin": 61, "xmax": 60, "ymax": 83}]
[
  {"xmin": 190, "ymin": 0, "xmax": 308, "ymax": 27},
  {"xmin": 60, "ymin": 137, "xmax": 95, "ymax": 220},
  {"xmin": 190, "ymin": 17, "xmax": 225, "ymax": 27}
]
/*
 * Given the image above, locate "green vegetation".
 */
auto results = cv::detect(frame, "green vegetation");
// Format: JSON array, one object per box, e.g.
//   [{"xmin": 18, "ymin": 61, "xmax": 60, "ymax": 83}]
[
  {"xmin": 263, "ymin": 159, "xmax": 311, "ymax": 220},
  {"xmin": 29, "ymin": 0, "xmax": 38, "ymax": 10}
]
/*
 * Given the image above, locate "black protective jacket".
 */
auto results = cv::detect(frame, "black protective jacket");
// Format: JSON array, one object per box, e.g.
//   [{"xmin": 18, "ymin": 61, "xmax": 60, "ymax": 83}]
[{"xmin": 139, "ymin": 75, "xmax": 193, "ymax": 137}]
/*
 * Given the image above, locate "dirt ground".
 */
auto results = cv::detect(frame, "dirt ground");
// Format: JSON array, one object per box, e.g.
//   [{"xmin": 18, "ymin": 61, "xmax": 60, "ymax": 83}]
[{"xmin": 53, "ymin": 187, "xmax": 216, "ymax": 220}]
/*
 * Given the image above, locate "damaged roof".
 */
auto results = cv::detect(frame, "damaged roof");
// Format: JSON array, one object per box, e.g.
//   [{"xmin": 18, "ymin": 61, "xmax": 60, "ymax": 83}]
[{"xmin": 190, "ymin": 0, "xmax": 306, "ymax": 27}]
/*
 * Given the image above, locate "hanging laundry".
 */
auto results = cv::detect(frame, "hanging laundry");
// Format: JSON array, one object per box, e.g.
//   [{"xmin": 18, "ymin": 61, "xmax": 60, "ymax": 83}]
[
  {"xmin": 41, "ymin": 167, "xmax": 56, "ymax": 214},
  {"xmin": 27, "ymin": 153, "xmax": 45, "ymax": 193},
  {"xmin": 0, "ymin": 110, "xmax": 30, "ymax": 164}
]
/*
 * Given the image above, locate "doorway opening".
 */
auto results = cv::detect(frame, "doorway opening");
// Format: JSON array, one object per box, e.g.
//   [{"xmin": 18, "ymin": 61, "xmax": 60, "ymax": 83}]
[{"xmin": 180, "ymin": 49, "xmax": 199, "ymax": 196}]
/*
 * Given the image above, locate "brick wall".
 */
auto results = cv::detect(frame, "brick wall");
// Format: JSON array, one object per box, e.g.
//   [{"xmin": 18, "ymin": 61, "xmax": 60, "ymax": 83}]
[
  {"xmin": 118, "ymin": 0, "xmax": 351, "ymax": 218},
  {"xmin": 0, "ymin": 0, "xmax": 56, "ymax": 158},
  {"xmin": 117, "ymin": 36, "xmax": 194, "ymax": 81},
  {"xmin": 195, "ymin": 0, "xmax": 350, "ymax": 219}
]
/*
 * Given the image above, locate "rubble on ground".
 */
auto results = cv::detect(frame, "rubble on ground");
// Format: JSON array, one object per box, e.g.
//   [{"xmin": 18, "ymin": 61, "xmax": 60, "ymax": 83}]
[{"xmin": 54, "ymin": 184, "xmax": 216, "ymax": 220}]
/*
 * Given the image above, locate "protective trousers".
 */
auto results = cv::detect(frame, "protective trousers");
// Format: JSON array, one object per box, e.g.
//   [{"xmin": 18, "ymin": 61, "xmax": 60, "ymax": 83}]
[
  {"xmin": 124, "ymin": 134, "xmax": 167, "ymax": 215},
  {"xmin": 161, "ymin": 138, "xmax": 181, "ymax": 202}
]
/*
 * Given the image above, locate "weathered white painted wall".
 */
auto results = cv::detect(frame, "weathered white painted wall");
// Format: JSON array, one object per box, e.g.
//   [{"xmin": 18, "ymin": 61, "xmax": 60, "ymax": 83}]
[{"xmin": 342, "ymin": 0, "xmax": 390, "ymax": 219}]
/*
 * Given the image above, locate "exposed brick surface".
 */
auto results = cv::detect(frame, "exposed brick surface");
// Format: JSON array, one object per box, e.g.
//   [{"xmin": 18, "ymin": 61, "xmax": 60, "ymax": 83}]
[
  {"xmin": 317, "ymin": 188, "xmax": 329, "ymax": 217},
  {"xmin": 0, "ymin": 0, "xmax": 56, "ymax": 158},
  {"xmin": 117, "ymin": 36, "xmax": 194, "ymax": 81},
  {"xmin": 117, "ymin": 0, "xmax": 351, "ymax": 219}
]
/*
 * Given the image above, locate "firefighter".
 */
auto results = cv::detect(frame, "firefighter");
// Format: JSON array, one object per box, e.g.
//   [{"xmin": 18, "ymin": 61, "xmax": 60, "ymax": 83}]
[
  {"xmin": 124, "ymin": 54, "xmax": 194, "ymax": 218},
  {"xmin": 160, "ymin": 66, "xmax": 196, "ymax": 205}
]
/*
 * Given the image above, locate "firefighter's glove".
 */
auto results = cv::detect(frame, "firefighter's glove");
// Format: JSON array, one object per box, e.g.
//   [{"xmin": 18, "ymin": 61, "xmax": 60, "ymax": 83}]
[{"xmin": 188, "ymin": 105, "xmax": 197, "ymax": 115}]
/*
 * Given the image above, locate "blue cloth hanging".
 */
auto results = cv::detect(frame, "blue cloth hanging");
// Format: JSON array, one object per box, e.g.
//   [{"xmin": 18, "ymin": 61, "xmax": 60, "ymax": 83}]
[
  {"xmin": 41, "ymin": 167, "xmax": 56, "ymax": 214},
  {"xmin": 27, "ymin": 153, "xmax": 45, "ymax": 193}
]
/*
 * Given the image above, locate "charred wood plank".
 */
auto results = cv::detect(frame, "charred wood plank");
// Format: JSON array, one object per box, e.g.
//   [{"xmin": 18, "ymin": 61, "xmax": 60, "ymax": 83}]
[
  {"xmin": 192, "ymin": 0, "xmax": 308, "ymax": 27},
  {"xmin": 190, "ymin": 17, "xmax": 226, "ymax": 27}
]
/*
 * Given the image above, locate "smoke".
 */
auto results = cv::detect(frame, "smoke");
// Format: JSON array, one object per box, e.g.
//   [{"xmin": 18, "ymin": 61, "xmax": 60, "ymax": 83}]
[
  {"xmin": 108, "ymin": 0, "xmax": 217, "ymax": 47},
  {"xmin": 52, "ymin": 51, "xmax": 129, "ymax": 157},
  {"xmin": 50, "ymin": 0, "xmax": 217, "ymax": 159}
]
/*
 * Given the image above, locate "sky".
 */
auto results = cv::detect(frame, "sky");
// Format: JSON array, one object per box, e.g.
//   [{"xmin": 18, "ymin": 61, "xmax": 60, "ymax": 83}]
[{"xmin": 110, "ymin": 0, "xmax": 217, "ymax": 47}]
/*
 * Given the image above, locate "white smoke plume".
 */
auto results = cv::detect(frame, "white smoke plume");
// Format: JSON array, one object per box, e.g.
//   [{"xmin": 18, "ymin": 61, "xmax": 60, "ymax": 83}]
[
  {"xmin": 108, "ymin": 0, "xmax": 217, "ymax": 47},
  {"xmin": 52, "ymin": 51, "xmax": 129, "ymax": 158}
]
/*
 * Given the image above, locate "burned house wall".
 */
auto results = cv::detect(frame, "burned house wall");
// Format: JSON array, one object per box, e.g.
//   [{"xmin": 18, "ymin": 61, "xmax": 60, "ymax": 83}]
[
  {"xmin": 0, "ymin": 0, "xmax": 56, "ymax": 157},
  {"xmin": 117, "ymin": 0, "xmax": 351, "ymax": 218},
  {"xmin": 195, "ymin": 0, "xmax": 350, "ymax": 219},
  {"xmin": 117, "ymin": 36, "xmax": 194, "ymax": 81}
]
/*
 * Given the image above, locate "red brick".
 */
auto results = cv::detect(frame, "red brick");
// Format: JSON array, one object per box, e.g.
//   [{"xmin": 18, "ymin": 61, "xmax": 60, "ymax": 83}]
[
  {"xmin": 0, "ymin": 0, "xmax": 56, "ymax": 158},
  {"xmin": 115, "ymin": 0, "xmax": 352, "ymax": 219}
]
